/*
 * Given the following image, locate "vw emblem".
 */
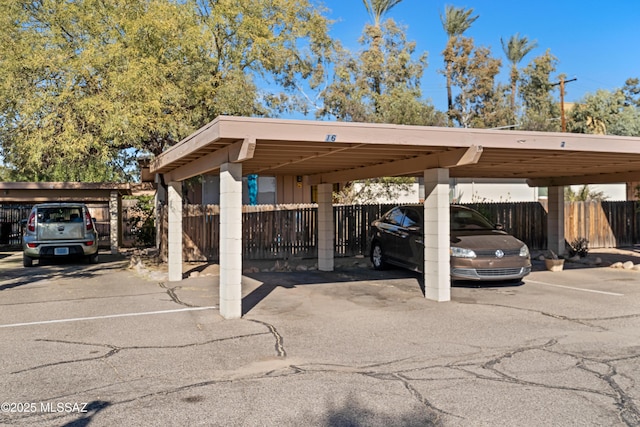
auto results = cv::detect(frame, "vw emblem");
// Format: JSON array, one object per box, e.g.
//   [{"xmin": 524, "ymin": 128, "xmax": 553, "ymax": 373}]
[{"xmin": 495, "ymin": 249, "xmax": 504, "ymax": 258}]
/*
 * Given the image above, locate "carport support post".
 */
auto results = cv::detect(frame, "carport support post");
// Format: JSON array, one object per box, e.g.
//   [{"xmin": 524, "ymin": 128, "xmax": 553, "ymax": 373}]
[
  {"xmin": 219, "ymin": 162, "xmax": 243, "ymax": 319},
  {"xmin": 423, "ymin": 168, "xmax": 451, "ymax": 302},
  {"xmin": 317, "ymin": 183, "xmax": 334, "ymax": 271},
  {"xmin": 167, "ymin": 181, "xmax": 183, "ymax": 282},
  {"xmin": 109, "ymin": 190, "xmax": 121, "ymax": 255},
  {"xmin": 547, "ymin": 186, "xmax": 566, "ymax": 256},
  {"xmin": 155, "ymin": 174, "xmax": 167, "ymax": 251}
]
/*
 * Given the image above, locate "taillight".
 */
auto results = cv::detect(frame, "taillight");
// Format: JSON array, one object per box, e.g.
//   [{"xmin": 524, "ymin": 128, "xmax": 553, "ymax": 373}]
[
  {"xmin": 27, "ymin": 212, "xmax": 36, "ymax": 232},
  {"xmin": 27, "ymin": 242, "xmax": 38, "ymax": 248},
  {"xmin": 86, "ymin": 240, "xmax": 94, "ymax": 246},
  {"xmin": 85, "ymin": 211, "xmax": 94, "ymax": 231}
]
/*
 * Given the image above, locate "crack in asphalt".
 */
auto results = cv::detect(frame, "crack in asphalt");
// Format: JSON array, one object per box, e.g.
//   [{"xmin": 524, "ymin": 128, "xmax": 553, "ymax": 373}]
[
  {"xmin": 461, "ymin": 339, "xmax": 640, "ymax": 427},
  {"xmin": 10, "ymin": 342, "xmax": 121, "ymax": 375},
  {"xmin": 245, "ymin": 318, "xmax": 287, "ymax": 357},
  {"xmin": 362, "ymin": 370, "xmax": 453, "ymax": 424},
  {"xmin": 6, "ymin": 282, "xmax": 639, "ymax": 425},
  {"xmin": 476, "ymin": 340, "xmax": 620, "ymax": 397},
  {"xmin": 7, "ymin": 336, "xmax": 640, "ymax": 426},
  {"xmin": 458, "ymin": 301, "xmax": 613, "ymax": 330},
  {"xmin": 10, "ymin": 333, "xmax": 270, "ymax": 374},
  {"xmin": 156, "ymin": 279, "xmax": 288, "ymax": 360},
  {"xmin": 576, "ymin": 358, "xmax": 640, "ymax": 426},
  {"xmin": 158, "ymin": 282, "xmax": 197, "ymax": 307}
]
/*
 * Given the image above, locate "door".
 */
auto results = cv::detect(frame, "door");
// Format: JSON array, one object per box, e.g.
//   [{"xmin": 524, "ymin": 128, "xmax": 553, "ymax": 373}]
[
  {"xmin": 375, "ymin": 207, "xmax": 405, "ymax": 263},
  {"xmin": 396, "ymin": 207, "xmax": 424, "ymax": 270}
]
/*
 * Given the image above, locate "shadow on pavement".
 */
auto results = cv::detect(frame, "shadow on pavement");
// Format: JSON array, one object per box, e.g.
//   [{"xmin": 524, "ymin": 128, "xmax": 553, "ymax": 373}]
[
  {"xmin": 242, "ymin": 267, "xmax": 423, "ymax": 316},
  {"xmin": 61, "ymin": 400, "xmax": 111, "ymax": 427},
  {"xmin": 0, "ymin": 252, "xmax": 128, "ymax": 291}
]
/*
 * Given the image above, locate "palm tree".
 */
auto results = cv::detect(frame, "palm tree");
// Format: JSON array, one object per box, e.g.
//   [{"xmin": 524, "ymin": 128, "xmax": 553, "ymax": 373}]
[
  {"xmin": 440, "ymin": 5, "xmax": 479, "ymax": 125},
  {"xmin": 363, "ymin": 0, "xmax": 403, "ymax": 27},
  {"xmin": 501, "ymin": 33, "xmax": 538, "ymax": 112},
  {"xmin": 361, "ymin": 0, "xmax": 403, "ymax": 113}
]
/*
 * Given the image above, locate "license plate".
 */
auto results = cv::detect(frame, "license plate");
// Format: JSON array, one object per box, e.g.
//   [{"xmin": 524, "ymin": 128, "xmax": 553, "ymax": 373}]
[{"xmin": 54, "ymin": 247, "xmax": 69, "ymax": 256}]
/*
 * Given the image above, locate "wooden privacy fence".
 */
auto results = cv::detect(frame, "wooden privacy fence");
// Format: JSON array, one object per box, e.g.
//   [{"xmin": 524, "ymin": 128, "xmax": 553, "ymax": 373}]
[{"xmin": 159, "ymin": 201, "xmax": 640, "ymax": 262}]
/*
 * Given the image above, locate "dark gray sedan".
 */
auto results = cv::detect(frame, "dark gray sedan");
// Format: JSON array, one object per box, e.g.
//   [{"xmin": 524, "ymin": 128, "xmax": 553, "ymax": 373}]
[{"xmin": 370, "ymin": 205, "xmax": 531, "ymax": 281}]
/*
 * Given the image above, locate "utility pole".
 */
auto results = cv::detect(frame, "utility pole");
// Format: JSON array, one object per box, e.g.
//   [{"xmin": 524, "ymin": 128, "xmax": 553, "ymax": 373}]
[{"xmin": 552, "ymin": 76, "xmax": 577, "ymax": 132}]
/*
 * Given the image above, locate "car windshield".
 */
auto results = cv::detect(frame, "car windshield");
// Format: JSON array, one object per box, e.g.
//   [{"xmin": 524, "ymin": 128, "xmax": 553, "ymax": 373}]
[{"xmin": 450, "ymin": 208, "xmax": 494, "ymax": 231}]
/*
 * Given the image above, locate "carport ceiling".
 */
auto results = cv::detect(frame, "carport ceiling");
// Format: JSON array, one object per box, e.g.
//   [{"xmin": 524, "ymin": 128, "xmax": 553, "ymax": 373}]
[{"xmin": 151, "ymin": 116, "xmax": 640, "ymax": 187}]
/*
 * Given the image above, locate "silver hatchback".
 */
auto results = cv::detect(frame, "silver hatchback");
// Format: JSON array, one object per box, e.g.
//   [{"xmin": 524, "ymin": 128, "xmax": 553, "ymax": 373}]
[{"xmin": 22, "ymin": 203, "xmax": 99, "ymax": 267}]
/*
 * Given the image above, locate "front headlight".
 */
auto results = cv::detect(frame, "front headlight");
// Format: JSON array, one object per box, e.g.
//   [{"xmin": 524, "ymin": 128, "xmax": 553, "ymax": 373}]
[
  {"xmin": 519, "ymin": 244, "xmax": 530, "ymax": 258},
  {"xmin": 450, "ymin": 247, "xmax": 477, "ymax": 258}
]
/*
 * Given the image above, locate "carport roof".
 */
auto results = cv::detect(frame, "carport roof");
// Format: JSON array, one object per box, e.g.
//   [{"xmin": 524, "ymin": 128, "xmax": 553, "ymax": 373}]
[
  {"xmin": 150, "ymin": 116, "xmax": 640, "ymax": 187},
  {"xmin": 0, "ymin": 182, "xmax": 132, "ymax": 203}
]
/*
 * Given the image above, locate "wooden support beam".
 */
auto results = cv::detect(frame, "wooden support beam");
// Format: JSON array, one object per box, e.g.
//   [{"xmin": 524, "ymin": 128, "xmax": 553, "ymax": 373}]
[
  {"xmin": 307, "ymin": 145, "xmax": 483, "ymax": 184},
  {"xmin": 164, "ymin": 138, "xmax": 256, "ymax": 182}
]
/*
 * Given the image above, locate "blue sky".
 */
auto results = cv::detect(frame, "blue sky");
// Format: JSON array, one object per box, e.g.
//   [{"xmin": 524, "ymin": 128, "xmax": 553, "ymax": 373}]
[{"xmin": 319, "ymin": 0, "xmax": 640, "ymax": 111}]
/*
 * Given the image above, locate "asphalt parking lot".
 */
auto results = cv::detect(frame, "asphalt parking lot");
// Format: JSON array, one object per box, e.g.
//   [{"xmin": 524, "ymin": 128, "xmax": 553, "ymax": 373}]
[{"xmin": 1, "ymin": 250, "xmax": 640, "ymax": 426}]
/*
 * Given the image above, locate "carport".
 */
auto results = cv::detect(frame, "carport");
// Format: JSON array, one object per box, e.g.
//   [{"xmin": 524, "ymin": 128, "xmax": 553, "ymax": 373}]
[
  {"xmin": 150, "ymin": 116, "xmax": 640, "ymax": 319},
  {"xmin": 0, "ymin": 182, "xmax": 131, "ymax": 254}
]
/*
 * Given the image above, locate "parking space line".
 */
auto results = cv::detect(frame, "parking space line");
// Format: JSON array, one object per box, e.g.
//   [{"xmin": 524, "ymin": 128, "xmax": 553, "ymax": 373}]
[
  {"xmin": 0, "ymin": 306, "xmax": 217, "ymax": 329},
  {"xmin": 527, "ymin": 280, "xmax": 623, "ymax": 296}
]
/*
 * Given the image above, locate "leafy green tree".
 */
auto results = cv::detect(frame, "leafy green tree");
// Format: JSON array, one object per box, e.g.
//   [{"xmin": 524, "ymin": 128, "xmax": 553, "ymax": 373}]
[
  {"xmin": 322, "ymin": 2, "xmax": 442, "ymax": 202},
  {"xmin": 333, "ymin": 177, "xmax": 416, "ymax": 204},
  {"xmin": 443, "ymin": 36, "xmax": 502, "ymax": 128},
  {"xmin": 518, "ymin": 50, "xmax": 560, "ymax": 131},
  {"xmin": 567, "ymin": 89, "xmax": 640, "ymax": 136},
  {"xmin": 359, "ymin": 0, "xmax": 403, "ymax": 115},
  {"xmin": 0, "ymin": 0, "xmax": 334, "ymax": 181},
  {"xmin": 623, "ymin": 77, "xmax": 640, "ymax": 107},
  {"xmin": 479, "ymin": 82, "xmax": 514, "ymax": 129},
  {"xmin": 318, "ymin": 19, "xmax": 443, "ymax": 126},
  {"xmin": 501, "ymin": 33, "xmax": 538, "ymax": 117},
  {"xmin": 440, "ymin": 5, "xmax": 478, "ymax": 125}
]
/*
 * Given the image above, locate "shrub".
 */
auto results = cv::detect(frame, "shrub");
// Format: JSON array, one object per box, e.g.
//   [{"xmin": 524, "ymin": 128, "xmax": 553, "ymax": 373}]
[{"xmin": 569, "ymin": 237, "xmax": 589, "ymax": 258}]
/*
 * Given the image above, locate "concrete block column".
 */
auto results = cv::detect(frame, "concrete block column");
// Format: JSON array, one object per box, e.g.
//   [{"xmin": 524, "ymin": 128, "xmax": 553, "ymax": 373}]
[
  {"xmin": 219, "ymin": 163, "xmax": 243, "ymax": 319},
  {"xmin": 317, "ymin": 183, "xmax": 334, "ymax": 271},
  {"xmin": 167, "ymin": 181, "xmax": 183, "ymax": 282},
  {"xmin": 108, "ymin": 190, "xmax": 121, "ymax": 255},
  {"xmin": 423, "ymin": 168, "xmax": 451, "ymax": 302},
  {"xmin": 155, "ymin": 175, "xmax": 167, "ymax": 250},
  {"xmin": 547, "ymin": 186, "xmax": 566, "ymax": 256}
]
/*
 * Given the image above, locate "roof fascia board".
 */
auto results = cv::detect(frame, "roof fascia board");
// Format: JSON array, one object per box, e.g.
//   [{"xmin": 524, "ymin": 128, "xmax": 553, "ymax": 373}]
[
  {"xmin": 527, "ymin": 171, "xmax": 640, "ymax": 187},
  {"xmin": 307, "ymin": 145, "xmax": 483, "ymax": 184},
  {"xmin": 210, "ymin": 117, "xmax": 640, "ymax": 154},
  {"xmin": 0, "ymin": 189, "xmax": 118, "ymax": 202},
  {"xmin": 0, "ymin": 182, "xmax": 130, "ymax": 192},
  {"xmin": 150, "ymin": 119, "xmax": 222, "ymax": 173}
]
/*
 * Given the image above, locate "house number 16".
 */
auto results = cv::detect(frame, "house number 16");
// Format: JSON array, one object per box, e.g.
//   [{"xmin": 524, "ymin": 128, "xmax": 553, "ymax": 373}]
[{"xmin": 325, "ymin": 134, "xmax": 337, "ymax": 142}]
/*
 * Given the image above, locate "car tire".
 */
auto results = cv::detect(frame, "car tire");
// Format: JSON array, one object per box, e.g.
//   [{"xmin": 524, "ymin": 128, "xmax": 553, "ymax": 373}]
[
  {"xmin": 371, "ymin": 242, "xmax": 386, "ymax": 270},
  {"xmin": 23, "ymin": 254, "xmax": 34, "ymax": 267},
  {"xmin": 87, "ymin": 253, "xmax": 99, "ymax": 264}
]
